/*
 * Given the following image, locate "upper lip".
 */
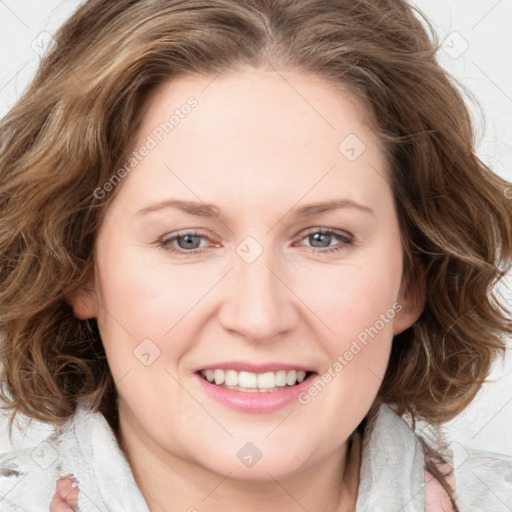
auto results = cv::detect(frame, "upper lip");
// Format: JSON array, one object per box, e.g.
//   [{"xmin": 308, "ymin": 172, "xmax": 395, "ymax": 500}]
[{"xmin": 197, "ymin": 361, "xmax": 315, "ymax": 373}]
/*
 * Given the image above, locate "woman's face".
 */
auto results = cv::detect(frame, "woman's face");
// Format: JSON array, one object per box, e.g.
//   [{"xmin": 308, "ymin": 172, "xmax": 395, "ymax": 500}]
[{"xmin": 72, "ymin": 67, "xmax": 422, "ymax": 480}]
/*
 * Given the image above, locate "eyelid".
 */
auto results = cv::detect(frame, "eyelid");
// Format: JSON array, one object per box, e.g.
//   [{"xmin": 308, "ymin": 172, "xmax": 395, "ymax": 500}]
[
  {"xmin": 160, "ymin": 228, "xmax": 212, "ymax": 241},
  {"xmin": 296, "ymin": 226, "xmax": 354, "ymax": 244},
  {"xmin": 158, "ymin": 226, "xmax": 355, "ymax": 256},
  {"xmin": 159, "ymin": 229, "xmax": 217, "ymax": 249}
]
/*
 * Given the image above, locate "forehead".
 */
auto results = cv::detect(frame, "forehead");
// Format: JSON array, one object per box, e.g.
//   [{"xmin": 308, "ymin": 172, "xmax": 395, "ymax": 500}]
[
  {"xmin": 136, "ymin": 66, "xmax": 380, "ymax": 148},
  {"xmin": 112, "ymin": 67, "xmax": 390, "ymax": 218}
]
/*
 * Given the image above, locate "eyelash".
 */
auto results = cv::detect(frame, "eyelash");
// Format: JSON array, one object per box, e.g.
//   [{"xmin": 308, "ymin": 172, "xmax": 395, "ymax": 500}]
[{"xmin": 157, "ymin": 228, "xmax": 354, "ymax": 257}]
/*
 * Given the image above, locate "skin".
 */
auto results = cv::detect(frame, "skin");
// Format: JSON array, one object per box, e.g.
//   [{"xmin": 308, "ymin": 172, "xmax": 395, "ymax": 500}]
[
  {"xmin": 50, "ymin": 470, "xmax": 455, "ymax": 511},
  {"xmin": 68, "ymin": 66, "xmax": 425, "ymax": 512},
  {"xmin": 50, "ymin": 475, "xmax": 78, "ymax": 511}
]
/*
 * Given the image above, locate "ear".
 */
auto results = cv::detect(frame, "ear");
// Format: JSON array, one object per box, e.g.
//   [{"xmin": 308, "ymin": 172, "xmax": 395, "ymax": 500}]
[
  {"xmin": 393, "ymin": 261, "xmax": 426, "ymax": 336},
  {"xmin": 66, "ymin": 274, "xmax": 98, "ymax": 320}
]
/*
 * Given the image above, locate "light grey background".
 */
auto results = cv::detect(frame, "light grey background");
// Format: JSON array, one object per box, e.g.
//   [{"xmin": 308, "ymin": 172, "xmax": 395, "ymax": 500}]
[{"xmin": 1, "ymin": 0, "xmax": 511, "ymax": 455}]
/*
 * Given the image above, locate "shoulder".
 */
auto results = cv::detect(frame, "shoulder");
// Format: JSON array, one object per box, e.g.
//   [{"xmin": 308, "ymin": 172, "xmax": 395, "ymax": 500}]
[
  {"xmin": 0, "ymin": 442, "xmax": 60, "ymax": 512},
  {"xmin": 424, "ymin": 443, "xmax": 512, "ymax": 512},
  {"xmin": 451, "ymin": 444, "xmax": 512, "ymax": 512},
  {"xmin": 424, "ymin": 468, "xmax": 455, "ymax": 512}
]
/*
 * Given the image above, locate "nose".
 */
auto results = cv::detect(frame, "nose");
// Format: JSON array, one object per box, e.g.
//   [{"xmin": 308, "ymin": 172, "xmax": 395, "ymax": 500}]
[{"xmin": 217, "ymin": 242, "xmax": 299, "ymax": 344}]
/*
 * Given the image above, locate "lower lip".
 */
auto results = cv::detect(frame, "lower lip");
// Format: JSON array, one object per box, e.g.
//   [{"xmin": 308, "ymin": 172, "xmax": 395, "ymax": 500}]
[{"xmin": 195, "ymin": 373, "xmax": 316, "ymax": 413}]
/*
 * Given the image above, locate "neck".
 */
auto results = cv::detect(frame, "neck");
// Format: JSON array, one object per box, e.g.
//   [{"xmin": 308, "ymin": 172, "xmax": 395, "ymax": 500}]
[{"xmin": 117, "ymin": 407, "xmax": 362, "ymax": 512}]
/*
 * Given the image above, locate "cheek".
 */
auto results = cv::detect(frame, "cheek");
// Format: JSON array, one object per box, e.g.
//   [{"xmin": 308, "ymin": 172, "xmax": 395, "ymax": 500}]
[
  {"xmin": 93, "ymin": 243, "xmax": 236, "ymax": 400},
  {"xmin": 96, "ymin": 244, "xmax": 210, "ymax": 332},
  {"xmin": 290, "ymin": 248, "xmax": 402, "ymax": 403},
  {"xmin": 292, "ymin": 253, "xmax": 402, "ymax": 345},
  {"xmin": 93, "ymin": 251, "xmax": 202, "ymax": 420},
  {"xmin": 293, "ymin": 269, "xmax": 399, "ymax": 425}
]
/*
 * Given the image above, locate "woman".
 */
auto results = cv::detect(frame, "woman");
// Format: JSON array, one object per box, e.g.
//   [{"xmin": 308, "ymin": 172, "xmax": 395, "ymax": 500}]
[{"xmin": 0, "ymin": 1, "xmax": 511, "ymax": 511}]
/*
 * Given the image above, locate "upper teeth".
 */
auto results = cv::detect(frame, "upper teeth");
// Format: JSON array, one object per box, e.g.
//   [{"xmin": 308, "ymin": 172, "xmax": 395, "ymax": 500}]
[{"xmin": 201, "ymin": 369, "xmax": 307, "ymax": 390}]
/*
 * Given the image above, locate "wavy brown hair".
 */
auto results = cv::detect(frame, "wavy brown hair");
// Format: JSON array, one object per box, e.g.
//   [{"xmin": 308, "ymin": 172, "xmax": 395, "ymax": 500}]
[{"xmin": 1, "ymin": 0, "xmax": 511, "ymax": 507}]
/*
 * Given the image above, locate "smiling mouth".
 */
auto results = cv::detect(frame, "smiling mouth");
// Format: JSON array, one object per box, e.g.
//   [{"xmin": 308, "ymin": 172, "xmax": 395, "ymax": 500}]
[{"xmin": 198, "ymin": 369, "xmax": 315, "ymax": 393}]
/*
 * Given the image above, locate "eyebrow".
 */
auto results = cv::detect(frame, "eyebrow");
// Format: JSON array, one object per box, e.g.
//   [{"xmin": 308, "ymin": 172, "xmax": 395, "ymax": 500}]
[{"xmin": 136, "ymin": 198, "xmax": 374, "ymax": 218}]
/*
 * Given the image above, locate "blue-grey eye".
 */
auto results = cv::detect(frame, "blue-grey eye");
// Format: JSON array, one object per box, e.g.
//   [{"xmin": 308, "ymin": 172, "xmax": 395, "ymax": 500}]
[
  {"xmin": 308, "ymin": 232, "xmax": 333, "ymax": 248},
  {"xmin": 176, "ymin": 234, "xmax": 202, "ymax": 250}
]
